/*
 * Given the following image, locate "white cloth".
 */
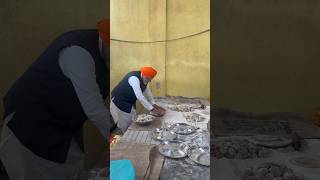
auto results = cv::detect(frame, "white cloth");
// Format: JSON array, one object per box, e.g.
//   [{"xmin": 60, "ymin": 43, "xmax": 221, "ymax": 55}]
[
  {"xmin": 110, "ymin": 100, "xmax": 136, "ymax": 133},
  {"xmin": 58, "ymin": 46, "xmax": 109, "ymax": 139},
  {"xmin": 0, "ymin": 113, "xmax": 84, "ymax": 180},
  {"xmin": 128, "ymin": 76, "xmax": 155, "ymax": 111}
]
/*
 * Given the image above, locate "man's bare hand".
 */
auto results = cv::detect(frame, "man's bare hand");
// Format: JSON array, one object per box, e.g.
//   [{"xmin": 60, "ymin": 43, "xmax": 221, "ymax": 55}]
[
  {"xmin": 151, "ymin": 105, "xmax": 165, "ymax": 117},
  {"xmin": 153, "ymin": 104, "xmax": 166, "ymax": 112}
]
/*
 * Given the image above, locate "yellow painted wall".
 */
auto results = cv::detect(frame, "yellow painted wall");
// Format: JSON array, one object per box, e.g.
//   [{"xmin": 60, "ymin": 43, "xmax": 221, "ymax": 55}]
[
  {"xmin": 110, "ymin": 0, "xmax": 166, "ymax": 42},
  {"xmin": 110, "ymin": 41, "xmax": 166, "ymax": 96},
  {"xmin": 213, "ymin": 0, "xmax": 320, "ymax": 116},
  {"xmin": 166, "ymin": 33, "xmax": 210, "ymax": 99},
  {"xmin": 166, "ymin": 0, "xmax": 210, "ymax": 99},
  {"xmin": 110, "ymin": 0, "xmax": 167, "ymax": 97},
  {"xmin": 110, "ymin": 0, "xmax": 210, "ymax": 100},
  {"xmin": 0, "ymin": 0, "xmax": 107, "ymax": 169}
]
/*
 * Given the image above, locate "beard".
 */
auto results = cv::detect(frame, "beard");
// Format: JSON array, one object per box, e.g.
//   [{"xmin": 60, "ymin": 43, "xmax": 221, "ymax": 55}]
[{"xmin": 142, "ymin": 78, "xmax": 149, "ymax": 85}]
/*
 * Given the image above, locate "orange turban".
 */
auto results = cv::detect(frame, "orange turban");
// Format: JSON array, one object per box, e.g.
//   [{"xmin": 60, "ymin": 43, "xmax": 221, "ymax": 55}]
[
  {"xmin": 140, "ymin": 67, "xmax": 157, "ymax": 78},
  {"xmin": 97, "ymin": 19, "xmax": 109, "ymax": 47}
]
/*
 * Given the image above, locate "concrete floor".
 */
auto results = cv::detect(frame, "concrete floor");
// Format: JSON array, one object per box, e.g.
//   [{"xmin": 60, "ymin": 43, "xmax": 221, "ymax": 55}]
[{"xmin": 212, "ymin": 138, "xmax": 320, "ymax": 180}]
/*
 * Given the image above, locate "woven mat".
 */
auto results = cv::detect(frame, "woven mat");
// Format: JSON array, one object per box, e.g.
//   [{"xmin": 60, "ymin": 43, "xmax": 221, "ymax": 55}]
[{"xmin": 213, "ymin": 108, "xmax": 320, "ymax": 138}]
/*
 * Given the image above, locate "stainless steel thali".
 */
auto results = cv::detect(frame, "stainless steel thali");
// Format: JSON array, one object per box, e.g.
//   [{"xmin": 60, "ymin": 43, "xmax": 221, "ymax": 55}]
[
  {"xmin": 169, "ymin": 123, "xmax": 197, "ymax": 135},
  {"xmin": 133, "ymin": 114, "xmax": 155, "ymax": 126},
  {"xmin": 248, "ymin": 135, "xmax": 292, "ymax": 148},
  {"xmin": 189, "ymin": 131, "xmax": 210, "ymax": 150},
  {"xmin": 290, "ymin": 156, "xmax": 320, "ymax": 168},
  {"xmin": 152, "ymin": 128, "xmax": 177, "ymax": 141},
  {"xmin": 158, "ymin": 140, "xmax": 189, "ymax": 158},
  {"xmin": 188, "ymin": 147, "xmax": 210, "ymax": 166}
]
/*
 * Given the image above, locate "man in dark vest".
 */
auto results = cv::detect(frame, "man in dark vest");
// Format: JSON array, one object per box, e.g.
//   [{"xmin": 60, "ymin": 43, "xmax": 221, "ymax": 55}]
[
  {"xmin": 0, "ymin": 20, "xmax": 110, "ymax": 180},
  {"xmin": 110, "ymin": 66, "xmax": 166, "ymax": 133}
]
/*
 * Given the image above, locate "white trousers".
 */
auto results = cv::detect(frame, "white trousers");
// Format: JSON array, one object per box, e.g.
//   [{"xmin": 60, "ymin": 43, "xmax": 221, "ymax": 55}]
[
  {"xmin": 0, "ymin": 113, "xmax": 84, "ymax": 180},
  {"xmin": 110, "ymin": 101, "xmax": 136, "ymax": 133}
]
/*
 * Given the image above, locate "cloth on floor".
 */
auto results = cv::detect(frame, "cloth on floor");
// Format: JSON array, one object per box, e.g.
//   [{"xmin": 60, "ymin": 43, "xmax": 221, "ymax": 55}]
[
  {"xmin": 110, "ymin": 142, "xmax": 163, "ymax": 180},
  {"xmin": 110, "ymin": 159, "xmax": 136, "ymax": 180},
  {"xmin": 144, "ymin": 146, "xmax": 164, "ymax": 180}
]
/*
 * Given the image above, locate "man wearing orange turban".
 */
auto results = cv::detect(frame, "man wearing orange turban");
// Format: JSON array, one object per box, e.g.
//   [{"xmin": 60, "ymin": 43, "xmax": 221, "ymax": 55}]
[
  {"xmin": 110, "ymin": 66, "xmax": 166, "ymax": 133},
  {"xmin": 0, "ymin": 19, "xmax": 110, "ymax": 180}
]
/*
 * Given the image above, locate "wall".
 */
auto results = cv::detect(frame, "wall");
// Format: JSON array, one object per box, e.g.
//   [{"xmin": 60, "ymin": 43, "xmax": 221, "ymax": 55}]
[
  {"xmin": 213, "ymin": 0, "xmax": 320, "ymax": 115},
  {"xmin": 110, "ymin": 0, "xmax": 210, "ymax": 100},
  {"xmin": 0, "ymin": 0, "xmax": 107, "ymax": 169},
  {"xmin": 110, "ymin": 0, "xmax": 167, "ymax": 97},
  {"xmin": 166, "ymin": 0, "xmax": 210, "ymax": 99}
]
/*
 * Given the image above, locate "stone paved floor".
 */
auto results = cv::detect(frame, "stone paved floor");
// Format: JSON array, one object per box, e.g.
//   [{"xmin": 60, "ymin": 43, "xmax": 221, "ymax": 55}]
[{"xmin": 212, "ymin": 137, "xmax": 320, "ymax": 180}]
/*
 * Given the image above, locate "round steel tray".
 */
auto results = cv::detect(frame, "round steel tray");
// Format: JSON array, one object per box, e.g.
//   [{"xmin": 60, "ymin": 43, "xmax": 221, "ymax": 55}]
[
  {"xmin": 134, "ymin": 120, "xmax": 153, "ymax": 126},
  {"xmin": 290, "ymin": 156, "xmax": 320, "ymax": 168},
  {"xmin": 248, "ymin": 135, "xmax": 292, "ymax": 148},
  {"xmin": 169, "ymin": 123, "xmax": 197, "ymax": 135},
  {"xmin": 188, "ymin": 147, "xmax": 210, "ymax": 166},
  {"xmin": 189, "ymin": 132, "xmax": 210, "ymax": 150},
  {"xmin": 158, "ymin": 140, "xmax": 189, "ymax": 158},
  {"xmin": 133, "ymin": 114, "xmax": 155, "ymax": 126},
  {"xmin": 152, "ymin": 128, "xmax": 177, "ymax": 141},
  {"xmin": 184, "ymin": 113, "xmax": 206, "ymax": 123}
]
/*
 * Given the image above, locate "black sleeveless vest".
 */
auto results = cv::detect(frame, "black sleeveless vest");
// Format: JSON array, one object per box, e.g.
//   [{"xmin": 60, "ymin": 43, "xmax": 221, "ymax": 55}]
[
  {"xmin": 111, "ymin": 71, "xmax": 147, "ymax": 113},
  {"xmin": 3, "ymin": 29, "xmax": 108, "ymax": 163}
]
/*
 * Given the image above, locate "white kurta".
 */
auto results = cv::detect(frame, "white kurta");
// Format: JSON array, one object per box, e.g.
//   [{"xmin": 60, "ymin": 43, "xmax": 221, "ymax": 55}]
[{"xmin": 0, "ymin": 45, "xmax": 109, "ymax": 180}]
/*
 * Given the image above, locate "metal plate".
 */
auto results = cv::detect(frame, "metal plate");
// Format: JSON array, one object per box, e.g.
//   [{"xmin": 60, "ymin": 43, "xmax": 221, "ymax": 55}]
[
  {"xmin": 169, "ymin": 123, "xmax": 197, "ymax": 135},
  {"xmin": 184, "ymin": 113, "xmax": 206, "ymax": 123},
  {"xmin": 152, "ymin": 128, "xmax": 177, "ymax": 141},
  {"xmin": 133, "ymin": 114, "xmax": 155, "ymax": 126},
  {"xmin": 248, "ymin": 135, "xmax": 292, "ymax": 148},
  {"xmin": 290, "ymin": 156, "xmax": 320, "ymax": 168},
  {"xmin": 188, "ymin": 147, "xmax": 210, "ymax": 166},
  {"xmin": 158, "ymin": 140, "xmax": 189, "ymax": 158},
  {"xmin": 189, "ymin": 131, "xmax": 210, "ymax": 150}
]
